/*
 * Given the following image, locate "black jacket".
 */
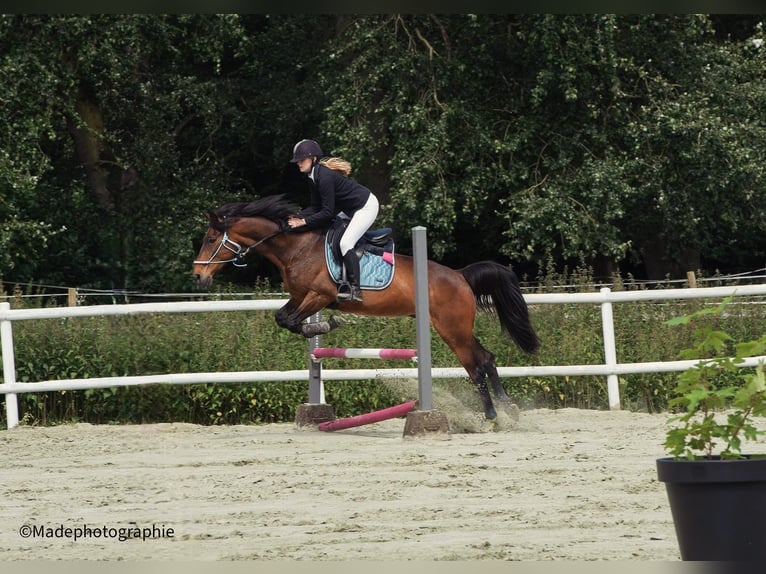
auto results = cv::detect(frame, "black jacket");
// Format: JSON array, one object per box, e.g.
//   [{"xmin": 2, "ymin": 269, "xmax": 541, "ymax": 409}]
[{"xmin": 297, "ymin": 163, "xmax": 372, "ymax": 229}]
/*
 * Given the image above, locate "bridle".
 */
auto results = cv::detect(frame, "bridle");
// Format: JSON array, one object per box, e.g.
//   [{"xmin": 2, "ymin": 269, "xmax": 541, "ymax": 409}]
[{"xmin": 193, "ymin": 218, "xmax": 285, "ymax": 268}]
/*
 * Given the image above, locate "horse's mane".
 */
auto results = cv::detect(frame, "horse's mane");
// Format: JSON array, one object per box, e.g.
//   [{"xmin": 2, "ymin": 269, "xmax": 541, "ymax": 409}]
[{"xmin": 210, "ymin": 194, "xmax": 299, "ymax": 229}]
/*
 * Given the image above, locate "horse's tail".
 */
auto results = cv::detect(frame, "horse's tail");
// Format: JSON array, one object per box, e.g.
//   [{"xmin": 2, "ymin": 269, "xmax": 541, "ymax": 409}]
[{"xmin": 459, "ymin": 261, "xmax": 540, "ymax": 354}]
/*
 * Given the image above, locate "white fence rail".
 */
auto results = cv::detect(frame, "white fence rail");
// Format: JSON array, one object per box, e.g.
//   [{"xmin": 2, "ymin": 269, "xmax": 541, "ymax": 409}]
[{"xmin": 2, "ymin": 284, "xmax": 766, "ymax": 429}]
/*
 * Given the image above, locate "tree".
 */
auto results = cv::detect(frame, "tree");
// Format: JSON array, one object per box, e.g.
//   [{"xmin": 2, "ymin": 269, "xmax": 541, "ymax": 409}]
[
  {"xmin": 0, "ymin": 15, "xmax": 69, "ymax": 280},
  {"xmin": 315, "ymin": 14, "xmax": 766, "ymax": 279},
  {"xmin": 621, "ymin": 28, "xmax": 766, "ymax": 277},
  {"xmin": 1, "ymin": 15, "xmax": 254, "ymax": 290},
  {"xmin": 1, "ymin": 14, "xmax": 763, "ymax": 293}
]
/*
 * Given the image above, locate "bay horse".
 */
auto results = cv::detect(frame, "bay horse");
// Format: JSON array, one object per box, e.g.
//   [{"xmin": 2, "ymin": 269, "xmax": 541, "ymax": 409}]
[{"xmin": 192, "ymin": 194, "xmax": 540, "ymax": 420}]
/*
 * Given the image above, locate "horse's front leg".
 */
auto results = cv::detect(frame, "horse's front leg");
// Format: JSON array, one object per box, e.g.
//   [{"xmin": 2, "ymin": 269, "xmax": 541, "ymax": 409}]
[
  {"xmin": 279, "ymin": 291, "xmax": 337, "ymax": 337},
  {"xmin": 300, "ymin": 315, "xmax": 345, "ymax": 338},
  {"xmin": 275, "ymin": 298, "xmax": 301, "ymax": 334}
]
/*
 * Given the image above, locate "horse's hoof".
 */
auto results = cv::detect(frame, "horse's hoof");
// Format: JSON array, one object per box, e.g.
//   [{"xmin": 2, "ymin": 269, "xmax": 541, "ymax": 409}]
[
  {"xmin": 301, "ymin": 321, "xmax": 330, "ymax": 338},
  {"xmin": 480, "ymin": 418, "xmax": 499, "ymax": 433},
  {"xmin": 498, "ymin": 401, "xmax": 520, "ymax": 422},
  {"xmin": 506, "ymin": 403, "xmax": 520, "ymax": 422}
]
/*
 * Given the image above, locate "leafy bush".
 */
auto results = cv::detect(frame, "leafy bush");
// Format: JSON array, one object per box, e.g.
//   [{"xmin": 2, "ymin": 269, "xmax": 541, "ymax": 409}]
[{"xmin": 662, "ymin": 299, "xmax": 766, "ymax": 460}]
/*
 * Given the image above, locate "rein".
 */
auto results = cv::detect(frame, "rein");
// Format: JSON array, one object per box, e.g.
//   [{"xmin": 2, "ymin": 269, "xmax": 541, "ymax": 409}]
[{"xmin": 193, "ymin": 219, "xmax": 285, "ymax": 267}]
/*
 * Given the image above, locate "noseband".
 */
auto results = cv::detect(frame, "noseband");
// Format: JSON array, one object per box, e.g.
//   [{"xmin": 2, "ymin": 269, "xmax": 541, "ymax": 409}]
[{"xmin": 193, "ymin": 218, "xmax": 284, "ymax": 268}]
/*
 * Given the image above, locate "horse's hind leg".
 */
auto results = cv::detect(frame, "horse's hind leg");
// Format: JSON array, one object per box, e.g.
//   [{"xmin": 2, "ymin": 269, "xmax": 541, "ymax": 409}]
[
  {"xmin": 468, "ymin": 352, "xmax": 498, "ymax": 420},
  {"xmin": 466, "ymin": 340, "xmax": 518, "ymax": 421},
  {"xmin": 475, "ymin": 363, "xmax": 498, "ymax": 420},
  {"xmin": 484, "ymin": 353, "xmax": 520, "ymax": 419},
  {"xmin": 431, "ymin": 320, "xmax": 499, "ymax": 420},
  {"xmin": 431, "ymin": 313, "xmax": 517, "ymax": 420},
  {"xmin": 429, "ymin": 304, "xmax": 496, "ymax": 419},
  {"xmin": 478, "ymin": 347, "xmax": 511, "ymax": 404}
]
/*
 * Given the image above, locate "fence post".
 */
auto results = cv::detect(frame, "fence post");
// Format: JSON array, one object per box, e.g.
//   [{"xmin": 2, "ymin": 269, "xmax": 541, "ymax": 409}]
[
  {"xmin": 294, "ymin": 311, "xmax": 335, "ymax": 427},
  {"xmin": 599, "ymin": 287, "xmax": 621, "ymax": 410},
  {"xmin": 1, "ymin": 302, "xmax": 19, "ymax": 428},
  {"xmin": 412, "ymin": 226, "xmax": 433, "ymax": 411},
  {"xmin": 403, "ymin": 227, "xmax": 449, "ymax": 437},
  {"xmin": 307, "ymin": 311, "xmax": 324, "ymax": 404}
]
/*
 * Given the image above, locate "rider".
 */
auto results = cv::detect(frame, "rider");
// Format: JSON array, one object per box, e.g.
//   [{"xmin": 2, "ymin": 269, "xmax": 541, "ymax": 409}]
[{"xmin": 287, "ymin": 139, "xmax": 379, "ymax": 303}]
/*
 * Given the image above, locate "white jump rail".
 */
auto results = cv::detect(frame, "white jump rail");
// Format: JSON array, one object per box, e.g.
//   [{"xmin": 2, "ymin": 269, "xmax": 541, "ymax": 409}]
[{"xmin": 2, "ymin": 284, "xmax": 766, "ymax": 429}]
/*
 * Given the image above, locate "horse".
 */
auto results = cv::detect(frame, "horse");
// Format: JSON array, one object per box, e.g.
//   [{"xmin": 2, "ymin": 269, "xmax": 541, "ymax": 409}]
[{"xmin": 192, "ymin": 194, "xmax": 540, "ymax": 420}]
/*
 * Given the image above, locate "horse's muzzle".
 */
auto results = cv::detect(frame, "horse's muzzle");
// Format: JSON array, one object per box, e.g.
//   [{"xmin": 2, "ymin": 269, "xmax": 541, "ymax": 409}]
[{"xmin": 192, "ymin": 272, "xmax": 213, "ymax": 290}]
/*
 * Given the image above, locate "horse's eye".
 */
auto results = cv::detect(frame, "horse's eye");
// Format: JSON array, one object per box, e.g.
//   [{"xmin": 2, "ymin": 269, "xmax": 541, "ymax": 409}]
[{"xmin": 207, "ymin": 235, "xmax": 217, "ymax": 244}]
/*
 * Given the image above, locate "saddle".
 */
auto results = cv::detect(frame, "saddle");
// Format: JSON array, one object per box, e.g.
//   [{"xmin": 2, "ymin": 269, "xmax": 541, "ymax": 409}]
[
  {"xmin": 324, "ymin": 217, "xmax": 396, "ymax": 290},
  {"xmin": 326, "ymin": 217, "xmax": 392, "ymax": 261}
]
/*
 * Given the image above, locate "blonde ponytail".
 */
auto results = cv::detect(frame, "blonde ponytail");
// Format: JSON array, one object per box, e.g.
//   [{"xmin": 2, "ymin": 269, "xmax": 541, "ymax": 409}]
[{"xmin": 319, "ymin": 157, "xmax": 352, "ymax": 177}]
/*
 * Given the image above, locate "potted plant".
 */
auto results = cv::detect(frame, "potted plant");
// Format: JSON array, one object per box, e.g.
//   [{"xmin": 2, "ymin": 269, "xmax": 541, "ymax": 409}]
[{"xmin": 657, "ymin": 298, "xmax": 766, "ymax": 561}]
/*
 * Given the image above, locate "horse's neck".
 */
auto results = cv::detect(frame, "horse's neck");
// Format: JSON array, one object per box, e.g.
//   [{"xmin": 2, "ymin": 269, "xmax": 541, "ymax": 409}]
[{"xmin": 249, "ymin": 222, "xmax": 321, "ymax": 269}]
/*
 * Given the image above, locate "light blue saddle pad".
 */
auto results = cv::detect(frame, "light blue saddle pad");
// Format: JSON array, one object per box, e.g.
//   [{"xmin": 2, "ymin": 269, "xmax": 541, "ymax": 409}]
[{"xmin": 324, "ymin": 241, "xmax": 395, "ymax": 290}]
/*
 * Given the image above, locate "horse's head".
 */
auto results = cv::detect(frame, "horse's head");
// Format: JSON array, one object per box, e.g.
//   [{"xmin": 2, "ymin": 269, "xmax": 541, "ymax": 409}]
[
  {"xmin": 192, "ymin": 210, "xmax": 244, "ymax": 289},
  {"xmin": 192, "ymin": 195, "xmax": 300, "ymax": 289}
]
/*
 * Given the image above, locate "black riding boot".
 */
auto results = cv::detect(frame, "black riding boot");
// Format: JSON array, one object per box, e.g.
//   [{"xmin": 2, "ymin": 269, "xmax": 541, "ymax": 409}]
[{"xmin": 338, "ymin": 251, "xmax": 363, "ymax": 302}]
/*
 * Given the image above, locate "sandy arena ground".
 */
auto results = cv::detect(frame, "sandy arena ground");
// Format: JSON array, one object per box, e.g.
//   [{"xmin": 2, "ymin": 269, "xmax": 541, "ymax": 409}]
[{"xmin": 0, "ymin": 397, "xmax": 690, "ymax": 562}]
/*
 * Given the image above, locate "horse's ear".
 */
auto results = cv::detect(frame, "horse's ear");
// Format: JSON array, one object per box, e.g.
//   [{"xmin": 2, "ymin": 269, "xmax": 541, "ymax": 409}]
[{"xmin": 203, "ymin": 210, "xmax": 217, "ymax": 222}]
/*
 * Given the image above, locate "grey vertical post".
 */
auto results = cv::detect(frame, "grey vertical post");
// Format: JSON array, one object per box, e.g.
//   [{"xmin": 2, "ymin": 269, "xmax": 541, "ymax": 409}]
[
  {"xmin": 307, "ymin": 311, "xmax": 323, "ymax": 404},
  {"xmin": 412, "ymin": 226, "xmax": 433, "ymax": 411}
]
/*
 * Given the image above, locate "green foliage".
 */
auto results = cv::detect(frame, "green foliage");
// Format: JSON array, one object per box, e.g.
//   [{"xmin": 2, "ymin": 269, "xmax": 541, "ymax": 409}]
[
  {"xmin": 314, "ymin": 15, "xmax": 766, "ymax": 276},
  {"xmin": 663, "ymin": 299, "xmax": 766, "ymax": 460},
  {"xmin": 1, "ymin": 15, "xmax": 765, "ymax": 290},
  {"xmin": 0, "ymin": 15, "xmax": 256, "ymax": 291},
  {"xmin": 498, "ymin": 15, "xmax": 766, "ymax": 275}
]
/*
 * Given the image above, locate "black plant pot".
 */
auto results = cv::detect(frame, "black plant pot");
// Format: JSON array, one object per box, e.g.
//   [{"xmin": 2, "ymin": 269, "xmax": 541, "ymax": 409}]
[{"xmin": 657, "ymin": 456, "xmax": 766, "ymax": 561}]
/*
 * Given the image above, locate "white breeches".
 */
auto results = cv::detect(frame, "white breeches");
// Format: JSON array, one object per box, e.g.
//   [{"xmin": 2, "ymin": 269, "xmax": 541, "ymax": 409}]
[{"xmin": 339, "ymin": 193, "xmax": 379, "ymax": 255}]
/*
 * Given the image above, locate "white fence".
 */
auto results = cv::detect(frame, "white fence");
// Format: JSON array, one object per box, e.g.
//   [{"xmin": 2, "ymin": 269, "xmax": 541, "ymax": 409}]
[{"xmin": 2, "ymin": 284, "xmax": 766, "ymax": 429}]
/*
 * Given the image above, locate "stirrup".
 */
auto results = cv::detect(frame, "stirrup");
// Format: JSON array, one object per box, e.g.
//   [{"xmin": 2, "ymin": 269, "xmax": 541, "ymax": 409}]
[
  {"xmin": 336, "ymin": 282, "xmax": 353, "ymax": 302},
  {"xmin": 349, "ymin": 286, "xmax": 363, "ymax": 302},
  {"xmin": 337, "ymin": 283, "xmax": 363, "ymax": 303}
]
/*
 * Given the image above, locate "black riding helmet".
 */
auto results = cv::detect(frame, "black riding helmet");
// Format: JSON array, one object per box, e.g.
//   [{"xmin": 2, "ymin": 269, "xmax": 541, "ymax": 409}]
[{"xmin": 290, "ymin": 139, "xmax": 323, "ymax": 163}]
